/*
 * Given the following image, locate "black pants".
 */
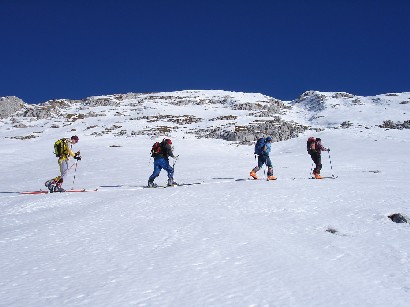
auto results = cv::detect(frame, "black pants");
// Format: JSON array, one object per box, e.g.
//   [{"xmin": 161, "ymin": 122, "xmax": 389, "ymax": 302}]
[{"xmin": 310, "ymin": 152, "xmax": 322, "ymax": 174}]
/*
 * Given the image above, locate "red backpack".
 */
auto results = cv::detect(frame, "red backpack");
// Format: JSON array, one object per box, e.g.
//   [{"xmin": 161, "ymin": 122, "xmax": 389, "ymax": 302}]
[
  {"xmin": 307, "ymin": 137, "xmax": 316, "ymax": 152},
  {"xmin": 151, "ymin": 141, "xmax": 163, "ymax": 157},
  {"xmin": 150, "ymin": 139, "xmax": 172, "ymax": 157}
]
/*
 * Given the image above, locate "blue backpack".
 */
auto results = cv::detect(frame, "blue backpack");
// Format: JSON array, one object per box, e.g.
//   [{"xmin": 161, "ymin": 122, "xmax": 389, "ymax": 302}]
[{"xmin": 254, "ymin": 138, "xmax": 266, "ymax": 155}]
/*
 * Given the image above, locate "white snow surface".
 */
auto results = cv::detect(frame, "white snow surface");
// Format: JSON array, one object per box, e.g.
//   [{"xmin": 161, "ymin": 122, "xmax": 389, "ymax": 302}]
[{"xmin": 1, "ymin": 90, "xmax": 410, "ymax": 306}]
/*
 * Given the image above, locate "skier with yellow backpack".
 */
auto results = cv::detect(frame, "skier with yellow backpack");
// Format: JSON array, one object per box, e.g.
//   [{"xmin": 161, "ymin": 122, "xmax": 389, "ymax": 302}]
[{"xmin": 45, "ymin": 135, "xmax": 81, "ymax": 192}]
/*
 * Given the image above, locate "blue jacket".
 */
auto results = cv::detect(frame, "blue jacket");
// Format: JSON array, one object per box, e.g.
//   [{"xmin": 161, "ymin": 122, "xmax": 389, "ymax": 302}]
[{"xmin": 262, "ymin": 142, "xmax": 271, "ymax": 156}]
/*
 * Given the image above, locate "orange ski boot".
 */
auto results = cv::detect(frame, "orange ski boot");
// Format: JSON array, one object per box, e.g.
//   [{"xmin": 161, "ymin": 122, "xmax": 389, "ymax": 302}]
[
  {"xmin": 314, "ymin": 173, "xmax": 323, "ymax": 179},
  {"xmin": 250, "ymin": 171, "xmax": 258, "ymax": 180},
  {"xmin": 267, "ymin": 175, "xmax": 277, "ymax": 181}
]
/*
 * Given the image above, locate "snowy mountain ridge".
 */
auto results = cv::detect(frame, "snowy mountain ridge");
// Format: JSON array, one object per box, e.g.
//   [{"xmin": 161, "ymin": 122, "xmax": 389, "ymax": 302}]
[
  {"xmin": 1, "ymin": 90, "xmax": 410, "ymax": 144},
  {"xmin": 289, "ymin": 90, "xmax": 410, "ymax": 129}
]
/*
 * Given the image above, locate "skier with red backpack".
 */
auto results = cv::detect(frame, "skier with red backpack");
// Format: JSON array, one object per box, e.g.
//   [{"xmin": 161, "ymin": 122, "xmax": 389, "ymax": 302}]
[
  {"xmin": 307, "ymin": 137, "xmax": 329, "ymax": 179},
  {"xmin": 250, "ymin": 136, "xmax": 277, "ymax": 180},
  {"xmin": 148, "ymin": 138, "xmax": 178, "ymax": 188}
]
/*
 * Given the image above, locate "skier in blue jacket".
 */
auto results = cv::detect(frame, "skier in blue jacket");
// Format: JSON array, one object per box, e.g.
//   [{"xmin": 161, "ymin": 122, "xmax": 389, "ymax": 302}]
[{"xmin": 250, "ymin": 136, "xmax": 277, "ymax": 180}]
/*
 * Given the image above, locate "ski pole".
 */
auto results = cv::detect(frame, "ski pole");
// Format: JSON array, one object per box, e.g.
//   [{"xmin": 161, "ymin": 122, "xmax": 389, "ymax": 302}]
[
  {"xmin": 172, "ymin": 155, "xmax": 179, "ymax": 172},
  {"xmin": 61, "ymin": 162, "xmax": 77, "ymax": 178},
  {"xmin": 328, "ymin": 150, "xmax": 336, "ymax": 178},
  {"xmin": 310, "ymin": 162, "xmax": 314, "ymax": 177},
  {"xmin": 72, "ymin": 160, "xmax": 78, "ymax": 189}
]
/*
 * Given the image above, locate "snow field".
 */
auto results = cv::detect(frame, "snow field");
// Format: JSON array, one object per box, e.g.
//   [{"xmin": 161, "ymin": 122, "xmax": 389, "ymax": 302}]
[{"xmin": 1, "ymin": 125, "xmax": 410, "ymax": 305}]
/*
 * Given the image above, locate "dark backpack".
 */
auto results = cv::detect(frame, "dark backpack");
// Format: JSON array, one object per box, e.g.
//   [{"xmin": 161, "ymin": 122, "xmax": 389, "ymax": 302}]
[
  {"xmin": 54, "ymin": 139, "xmax": 67, "ymax": 157},
  {"xmin": 307, "ymin": 137, "xmax": 316, "ymax": 152},
  {"xmin": 254, "ymin": 138, "xmax": 266, "ymax": 155}
]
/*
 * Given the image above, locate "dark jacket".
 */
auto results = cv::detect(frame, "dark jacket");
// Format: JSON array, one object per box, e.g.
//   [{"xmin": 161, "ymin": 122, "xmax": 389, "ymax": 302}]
[
  {"xmin": 155, "ymin": 142, "xmax": 175, "ymax": 160},
  {"xmin": 311, "ymin": 140, "xmax": 327, "ymax": 155}
]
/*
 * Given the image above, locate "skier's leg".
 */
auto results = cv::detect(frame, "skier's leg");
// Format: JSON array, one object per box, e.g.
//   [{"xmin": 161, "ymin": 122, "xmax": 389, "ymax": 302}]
[
  {"xmin": 311, "ymin": 153, "xmax": 323, "ymax": 179},
  {"xmin": 60, "ymin": 160, "xmax": 69, "ymax": 179},
  {"xmin": 149, "ymin": 159, "xmax": 163, "ymax": 183},
  {"xmin": 316, "ymin": 155, "xmax": 322, "ymax": 174},
  {"xmin": 258, "ymin": 156, "xmax": 266, "ymax": 169},
  {"xmin": 54, "ymin": 160, "xmax": 68, "ymax": 191},
  {"xmin": 251, "ymin": 166, "xmax": 260, "ymax": 172},
  {"xmin": 250, "ymin": 156, "xmax": 264, "ymax": 179},
  {"xmin": 266, "ymin": 157, "xmax": 276, "ymax": 180},
  {"xmin": 311, "ymin": 153, "xmax": 319, "ymax": 174},
  {"xmin": 162, "ymin": 160, "xmax": 175, "ymax": 185}
]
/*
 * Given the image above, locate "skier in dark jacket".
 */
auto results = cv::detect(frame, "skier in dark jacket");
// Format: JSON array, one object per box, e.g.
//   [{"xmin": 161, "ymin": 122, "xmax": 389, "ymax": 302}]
[
  {"xmin": 307, "ymin": 137, "xmax": 329, "ymax": 179},
  {"xmin": 148, "ymin": 139, "xmax": 178, "ymax": 187}
]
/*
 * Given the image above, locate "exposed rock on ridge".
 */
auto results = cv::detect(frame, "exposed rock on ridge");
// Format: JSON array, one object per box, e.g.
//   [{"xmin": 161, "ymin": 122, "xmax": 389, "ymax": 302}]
[{"xmin": 0, "ymin": 96, "xmax": 25, "ymax": 118}]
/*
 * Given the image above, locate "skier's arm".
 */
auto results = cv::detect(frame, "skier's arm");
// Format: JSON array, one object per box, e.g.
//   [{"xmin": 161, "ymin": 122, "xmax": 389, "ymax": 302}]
[
  {"xmin": 165, "ymin": 143, "xmax": 175, "ymax": 158},
  {"xmin": 68, "ymin": 147, "xmax": 75, "ymax": 157},
  {"xmin": 319, "ymin": 144, "xmax": 328, "ymax": 151},
  {"xmin": 263, "ymin": 143, "xmax": 271, "ymax": 156},
  {"xmin": 66, "ymin": 140, "xmax": 80, "ymax": 158}
]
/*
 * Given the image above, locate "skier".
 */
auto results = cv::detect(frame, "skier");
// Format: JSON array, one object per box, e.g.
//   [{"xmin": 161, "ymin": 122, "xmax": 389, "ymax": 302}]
[
  {"xmin": 148, "ymin": 138, "xmax": 178, "ymax": 187},
  {"xmin": 45, "ymin": 135, "xmax": 81, "ymax": 192},
  {"xmin": 250, "ymin": 136, "xmax": 277, "ymax": 180},
  {"xmin": 307, "ymin": 137, "xmax": 329, "ymax": 179}
]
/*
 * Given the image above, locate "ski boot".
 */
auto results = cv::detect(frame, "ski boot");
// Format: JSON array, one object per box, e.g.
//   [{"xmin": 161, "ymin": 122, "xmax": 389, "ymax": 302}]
[
  {"xmin": 167, "ymin": 178, "xmax": 178, "ymax": 187},
  {"xmin": 45, "ymin": 179, "xmax": 56, "ymax": 193},
  {"xmin": 313, "ymin": 171, "xmax": 323, "ymax": 179},
  {"xmin": 147, "ymin": 180, "xmax": 158, "ymax": 188},
  {"xmin": 267, "ymin": 175, "xmax": 277, "ymax": 181},
  {"xmin": 54, "ymin": 184, "xmax": 65, "ymax": 192},
  {"xmin": 250, "ymin": 171, "xmax": 258, "ymax": 180},
  {"xmin": 53, "ymin": 180, "xmax": 65, "ymax": 192}
]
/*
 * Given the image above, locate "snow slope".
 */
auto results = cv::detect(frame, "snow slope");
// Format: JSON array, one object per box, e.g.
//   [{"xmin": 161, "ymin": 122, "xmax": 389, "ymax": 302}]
[{"xmin": 1, "ymin": 90, "xmax": 410, "ymax": 306}]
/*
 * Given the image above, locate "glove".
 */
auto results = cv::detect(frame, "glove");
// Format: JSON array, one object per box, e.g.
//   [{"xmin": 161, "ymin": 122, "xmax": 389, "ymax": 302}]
[
  {"xmin": 173, "ymin": 155, "xmax": 179, "ymax": 160},
  {"xmin": 74, "ymin": 153, "xmax": 82, "ymax": 160},
  {"xmin": 327, "ymin": 148, "xmax": 330, "ymax": 152}
]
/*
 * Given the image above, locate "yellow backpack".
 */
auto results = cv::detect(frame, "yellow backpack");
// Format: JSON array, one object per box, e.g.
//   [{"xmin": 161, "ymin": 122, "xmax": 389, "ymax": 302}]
[{"xmin": 54, "ymin": 139, "xmax": 68, "ymax": 157}]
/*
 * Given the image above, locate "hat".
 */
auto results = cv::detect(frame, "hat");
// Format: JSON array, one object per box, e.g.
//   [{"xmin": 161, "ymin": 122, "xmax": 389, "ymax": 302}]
[
  {"xmin": 71, "ymin": 135, "xmax": 79, "ymax": 141},
  {"xmin": 266, "ymin": 136, "xmax": 273, "ymax": 142},
  {"xmin": 165, "ymin": 138, "xmax": 172, "ymax": 145}
]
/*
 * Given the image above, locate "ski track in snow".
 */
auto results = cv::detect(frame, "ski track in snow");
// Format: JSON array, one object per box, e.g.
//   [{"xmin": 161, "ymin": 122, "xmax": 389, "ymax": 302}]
[{"xmin": 1, "ymin": 91, "xmax": 410, "ymax": 306}]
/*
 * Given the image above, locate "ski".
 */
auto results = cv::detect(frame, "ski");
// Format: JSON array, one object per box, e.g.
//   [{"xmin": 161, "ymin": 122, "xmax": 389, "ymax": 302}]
[
  {"xmin": 99, "ymin": 185, "xmax": 142, "ymax": 188},
  {"xmin": 308, "ymin": 176, "xmax": 338, "ymax": 180},
  {"xmin": 20, "ymin": 190, "xmax": 49, "ymax": 195},
  {"xmin": 143, "ymin": 185, "xmax": 167, "ymax": 189},
  {"xmin": 19, "ymin": 188, "xmax": 98, "ymax": 195},
  {"xmin": 144, "ymin": 182, "xmax": 202, "ymax": 189},
  {"xmin": 236, "ymin": 178, "xmax": 277, "ymax": 182},
  {"xmin": 65, "ymin": 189, "xmax": 98, "ymax": 192},
  {"xmin": 177, "ymin": 182, "xmax": 202, "ymax": 186}
]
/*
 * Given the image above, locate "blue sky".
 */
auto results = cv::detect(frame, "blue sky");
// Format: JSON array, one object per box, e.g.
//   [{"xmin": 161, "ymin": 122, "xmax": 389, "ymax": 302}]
[{"xmin": 1, "ymin": 0, "xmax": 409, "ymax": 104}]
